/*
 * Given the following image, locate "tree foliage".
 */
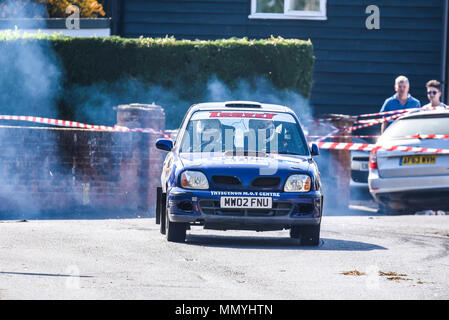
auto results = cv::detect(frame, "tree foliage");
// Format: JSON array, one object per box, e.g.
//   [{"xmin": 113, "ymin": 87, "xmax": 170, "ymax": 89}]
[{"xmin": 0, "ymin": 0, "xmax": 105, "ymax": 18}]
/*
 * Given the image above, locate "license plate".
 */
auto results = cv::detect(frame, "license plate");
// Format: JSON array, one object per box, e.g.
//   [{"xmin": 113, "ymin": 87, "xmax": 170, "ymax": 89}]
[
  {"xmin": 360, "ymin": 162, "xmax": 369, "ymax": 171},
  {"xmin": 220, "ymin": 197, "xmax": 272, "ymax": 209},
  {"xmin": 400, "ymin": 155, "xmax": 436, "ymax": 166}
]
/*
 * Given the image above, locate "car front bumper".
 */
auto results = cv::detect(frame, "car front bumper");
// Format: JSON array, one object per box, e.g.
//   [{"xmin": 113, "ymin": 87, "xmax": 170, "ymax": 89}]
[{"xmin": 166, "ymin": 188, "xmax": 322, "ymax": 230}]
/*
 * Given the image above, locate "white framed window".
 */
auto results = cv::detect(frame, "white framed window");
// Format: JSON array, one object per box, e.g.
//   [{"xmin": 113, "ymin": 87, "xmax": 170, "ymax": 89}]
[{"xmin": 249, "ymin": 0, "xmax": 327, "ymax": 20}]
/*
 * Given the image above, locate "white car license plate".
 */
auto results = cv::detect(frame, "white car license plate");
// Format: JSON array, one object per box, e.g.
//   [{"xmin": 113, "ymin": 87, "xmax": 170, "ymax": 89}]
[{"xmin": 220, "ymin": 197, "xmax": 272, "ymax": 209}]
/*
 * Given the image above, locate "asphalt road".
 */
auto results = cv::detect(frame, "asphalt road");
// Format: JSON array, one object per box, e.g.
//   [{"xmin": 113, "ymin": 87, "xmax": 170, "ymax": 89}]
[{"xmin": 0, "ymin": 213, "xmax": 448, "ymax": 300}]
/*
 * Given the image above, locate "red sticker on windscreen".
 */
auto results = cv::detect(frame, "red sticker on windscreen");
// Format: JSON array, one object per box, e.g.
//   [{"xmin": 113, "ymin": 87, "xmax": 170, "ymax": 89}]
[{"xmin": 209, "ymin": 112, "xmax": 277, "ymax": 119}]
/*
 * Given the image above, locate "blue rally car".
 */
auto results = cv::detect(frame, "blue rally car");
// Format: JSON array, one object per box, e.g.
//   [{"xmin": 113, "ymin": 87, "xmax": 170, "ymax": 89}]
[{"xmin": 155, "ymin": 101, "xmax": 323, "ymax": 245}]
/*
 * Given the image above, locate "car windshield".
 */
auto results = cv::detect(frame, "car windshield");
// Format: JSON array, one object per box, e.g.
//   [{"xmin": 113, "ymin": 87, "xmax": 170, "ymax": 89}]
[
  {"xmin": 179, "ymin": 110, "xmax": 309, "ymax": 155},
  {"xmin": 382, "ymin": 114, "xmax": 449, "ymax": 139}
]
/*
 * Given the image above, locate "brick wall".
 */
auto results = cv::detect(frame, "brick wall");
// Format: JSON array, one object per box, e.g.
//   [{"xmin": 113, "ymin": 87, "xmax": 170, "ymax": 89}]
[{"xmin": 0, "ymin": 104, "xmax": 165, "ymax": 218}]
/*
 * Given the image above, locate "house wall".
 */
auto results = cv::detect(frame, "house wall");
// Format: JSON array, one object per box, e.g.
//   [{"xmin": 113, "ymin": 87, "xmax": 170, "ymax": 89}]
[
  {"xmin": 0, "ymin": 18, "xmax": 111, "ymax": 37},
  {"xmin": 111, "ymin": 0, "xmax": 445, "ymax": 116}
]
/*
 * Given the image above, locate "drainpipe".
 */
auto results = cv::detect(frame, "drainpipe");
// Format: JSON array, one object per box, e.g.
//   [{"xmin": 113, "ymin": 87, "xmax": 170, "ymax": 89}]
[
  {"xmin": 110, "ymin": 0, "xmax": 123, "ymax": 36},
  {"xmin": 442, "ymin": 0, "xmax": 449, "ymax": 103}
]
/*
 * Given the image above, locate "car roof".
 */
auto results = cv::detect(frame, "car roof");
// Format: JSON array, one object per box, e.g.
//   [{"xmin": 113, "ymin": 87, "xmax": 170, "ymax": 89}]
[
  {"xmin": 188, "ymin": 101, "xmax": 294, "ymax": 114},
  {"xmin": 397, "ymin": 108, "xmax": 449, "ymax": 120}
]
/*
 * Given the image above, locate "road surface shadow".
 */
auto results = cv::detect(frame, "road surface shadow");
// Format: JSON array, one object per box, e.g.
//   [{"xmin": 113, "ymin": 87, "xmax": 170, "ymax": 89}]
[
  {"xmin": 186, "ymin": 234, "xmax": 386, "ymax": 251},
  {"xmin": 0, "ymin": 271, "xmax": 93, "ymax": 278}
]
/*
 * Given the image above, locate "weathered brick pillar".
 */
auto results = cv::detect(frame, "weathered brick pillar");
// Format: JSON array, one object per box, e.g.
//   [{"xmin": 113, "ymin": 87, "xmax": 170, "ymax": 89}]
[
  {"xmin": 116, "ymin": 103, "xmax": 166, "ymax": 215},
  {"xmin": 325, "ymin": 114, "xmax": 356, "ymax": 210}
]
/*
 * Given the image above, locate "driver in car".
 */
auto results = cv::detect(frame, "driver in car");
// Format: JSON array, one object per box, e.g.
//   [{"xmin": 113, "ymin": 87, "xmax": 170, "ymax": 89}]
[
  {"xmin": 195, "ymin": 119, "xmax": 223, "ymax": 152},
  {"xmin": 250, "ymin": 119, "xmax": 278, "ymax": 153}
]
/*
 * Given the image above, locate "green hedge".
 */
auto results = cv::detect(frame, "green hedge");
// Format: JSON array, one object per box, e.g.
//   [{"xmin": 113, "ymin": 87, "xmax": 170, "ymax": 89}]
[
  {"xmin": 51, "ymin": 36, "xmax": 314, "ymax": 95},
  {"xmin": 0, "ymin": 33, "xmax": 314, "ymax": 128}
]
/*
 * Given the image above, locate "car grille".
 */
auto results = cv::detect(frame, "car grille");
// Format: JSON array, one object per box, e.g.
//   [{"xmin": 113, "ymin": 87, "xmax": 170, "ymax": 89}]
[
  {"xmin": 251, "ymin": 177, "xmax": 281, "ymax": 188},
  {"xmin": 198, "ymin": 200, "xmax": 293, "ymax": 217},
  {"xmin": 210, "ymin": 175, "xmax": 283, "ymax": 190},
  {"xmin": 211, "ymin": 175, "xmax": 242, "ymax": 187}
]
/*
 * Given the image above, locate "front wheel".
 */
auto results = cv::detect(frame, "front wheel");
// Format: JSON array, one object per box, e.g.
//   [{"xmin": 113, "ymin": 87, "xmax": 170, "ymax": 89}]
[
  {"xmin": 165, "ymin": 202, "xmax": 187, "ymax": 243},
  {"xmin": 290, "ymin": 224, "xmax": 320, "ymax": 246}
]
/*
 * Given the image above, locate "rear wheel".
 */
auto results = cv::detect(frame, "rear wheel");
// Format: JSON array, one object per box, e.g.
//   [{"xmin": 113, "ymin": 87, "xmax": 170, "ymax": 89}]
[
  {"xmin": 160, "ymin": 192, "xmax": 166, "ymax": 235},
  {"xmin": 155, "ymin": 187, "xmax": 162, "ymax": 225},
  {"xmin": 165, "ymin": 201, "xmax": 187, "ymax": 243}
]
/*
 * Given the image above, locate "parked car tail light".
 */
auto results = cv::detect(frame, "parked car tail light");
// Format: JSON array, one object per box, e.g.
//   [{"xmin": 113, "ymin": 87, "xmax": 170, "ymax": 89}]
[{"xmin": 369, "ymin": 149, "xmax": 378, "ymax": 169}]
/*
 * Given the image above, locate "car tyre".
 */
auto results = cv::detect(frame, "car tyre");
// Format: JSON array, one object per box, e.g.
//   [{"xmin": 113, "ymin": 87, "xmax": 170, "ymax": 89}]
[
  {"xmin": 300, "ymin": 224, "xmax": 321, "ymax": 246},
  {"xmin": 165, "ymin": 201, "xmax": 187, "ymax": 243},
  {"xmin": 290, "ymin": 226, "xmax": 301, "ymax": 239},
  {"xmin": 155, "ymin": 187, "xmax": 162, "ymax": 225},
  {"xmin": 160, "ymin": 192, "xmax": 166, "ymax": 235}
]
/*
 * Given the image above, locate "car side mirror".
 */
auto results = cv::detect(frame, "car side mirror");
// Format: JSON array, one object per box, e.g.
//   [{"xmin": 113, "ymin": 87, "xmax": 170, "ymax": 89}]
[
  {"xmin": 156, "ymin": 139, "xmax": 173, "ymax": 152},
  {"xmin": 310, "ymin": 143, "xmax": 320, "ymax": 156}
]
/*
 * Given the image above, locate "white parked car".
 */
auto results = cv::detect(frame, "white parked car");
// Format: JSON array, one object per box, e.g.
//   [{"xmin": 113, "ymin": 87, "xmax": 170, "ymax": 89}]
[
  {"xmin": 368, "ymin": 109, "xmax": 449, "ymax": 214},
  {"xmin": 350, "ymin": 137, "xmax": 371, "ymax": 200}
]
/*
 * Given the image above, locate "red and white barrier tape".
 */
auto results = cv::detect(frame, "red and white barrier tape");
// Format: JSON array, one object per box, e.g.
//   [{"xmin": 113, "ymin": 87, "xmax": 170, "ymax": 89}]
[
  {"xmin": 0, "ymin": 115, "xmax": 169, "ymax": 137},
  {"xmin": 311, "ymin": 107, "xmax": 447, "ymax": 132},
  {"xmin": 308, "ymin": 109, "xmax": 410, "ymax": 123},
  {"xmin": 309, "ymin": 113, "xmax": 400, "ymax": 132},
  {"xmin": 354, "ymin": 119, "xmax": 376, "ymax": 124},
  {"xmin": 344, "ymin": 134, "xmax": 449, "ymax": 140},
  {"xmin": 0, "ymin": 115, "xmax": 127, "ymax": 131},
  {"xmin": 347, "ymin": 113, "xmax": 402, "ymax": 132},
  {"xmin": 2, "ymin": 114, "xmax": 448, "ymax": 144},
  {"xmin": 315, "ymin": 141, "xmax": 449, "ymax": 154},
  {"xmin": 405, "ymin": 134, "xmax": 449, "ymax": 140},
  {"xmin": 307, "ymin": 135, "xmax": 379, "ymax": 139},
  {"xmin": 356, "ymin": 108, "xmax": 410, "ymax": 118},
  {"xmin": 314, "ymin": 128, "xmax": 341, "ymax": 142},
  {"xmin": 356, "ymin": 106, "xmax": 445, "ymax": 118},
  {"xmin": 308, "ymin": 117, "xmax": 355, "ymax": 123},
  {"xmin": 307, "ymin": 134, "xmax": 449, "ymax": 140}
]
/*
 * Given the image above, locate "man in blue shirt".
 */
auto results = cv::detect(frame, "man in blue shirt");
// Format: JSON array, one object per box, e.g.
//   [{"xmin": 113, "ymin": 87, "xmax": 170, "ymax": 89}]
[
  {"xmin": 380, "ymin": 75, "xmax": 421, "ymax": 112},
  {"xmin": 380, "ymin": 75, "xmax": 421, "ymax": 132}
]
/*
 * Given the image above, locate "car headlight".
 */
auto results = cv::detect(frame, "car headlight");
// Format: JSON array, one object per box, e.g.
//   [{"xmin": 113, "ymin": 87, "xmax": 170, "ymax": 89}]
[
  {"xmin": 180, "ymin": 171, "xmax": 209, "ymax": 190},
  {"xmin": 284, "ymin": 174, "xmax": 311, "ymax": 192}
]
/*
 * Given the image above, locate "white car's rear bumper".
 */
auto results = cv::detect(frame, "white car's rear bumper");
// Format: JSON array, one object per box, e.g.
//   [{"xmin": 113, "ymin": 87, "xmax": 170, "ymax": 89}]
[{"xmin": 369, "ymin": 170, "xmax": 449, "ymax": 210}]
